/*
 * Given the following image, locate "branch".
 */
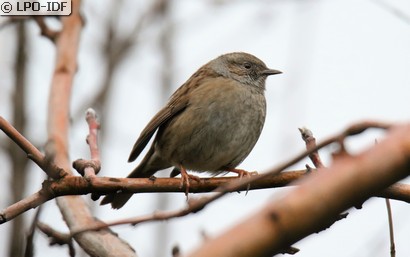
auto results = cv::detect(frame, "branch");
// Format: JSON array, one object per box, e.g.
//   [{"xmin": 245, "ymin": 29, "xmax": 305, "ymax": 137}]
[
  {"xmin": 37, "ymin": 222, "xmax": 75, "ymax": 257},
  {"xmin": 186, "ymin": 123, "xmax": 410, "ymax": 257},
  {"xmin": 33, "ymin": 17, "xmax": 59, "ymax": 42},
  {"xmin": 2, "ymin": 171, "xmax": 408, "ymax": 226},
  {"xmin": 385, "ymin": 199, "xmax": 396, "ymax": 257},
  {"xmin": 68, "ymin": 121, "xmax": 400, "ymax": 234},
  {"xmin": 24, "ymin": 205, "xmax": 42, "ymax": 257},
  {"xmin": 298, "ymin": 127, "xmax": 325, "ymax": 168},
  {"xmin": 2, "ymin": 120, "xmax": 409, "ymax": 227},
  {"xmin": 72, "ymin": 108, "xmax": 101, "ymax": 178},
  {"xmin": 44, "ymin": 1, "xmax": 137, "ymax": 256},
  {"xmin": 0, "ymin": 116, "xmax": 67, "ymax": 179}
]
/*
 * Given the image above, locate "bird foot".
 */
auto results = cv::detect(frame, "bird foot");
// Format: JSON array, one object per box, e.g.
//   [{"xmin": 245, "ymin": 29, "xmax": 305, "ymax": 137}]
[
  {"xmin": 228, "ymin": 168, "xmax": 258, "ymax": 178},
  {"xmin": 179, "ymin": 166, "xmax": 200, "ymax": 198},
  {"xmin": 228, "ymin": 168, "xmax": 258, "ymax": 195}
]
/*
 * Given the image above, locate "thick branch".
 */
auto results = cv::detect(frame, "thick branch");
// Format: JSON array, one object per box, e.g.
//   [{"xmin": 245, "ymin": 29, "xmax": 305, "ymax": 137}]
[{"xmin": 186, "ymin": 123, "xmax": 410, "ymax": 257}]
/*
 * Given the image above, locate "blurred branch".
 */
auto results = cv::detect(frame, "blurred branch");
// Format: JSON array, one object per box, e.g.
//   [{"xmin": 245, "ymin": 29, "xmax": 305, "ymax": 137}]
[
  {"xmin": 385, "ymin": 199, "xmax": 396, "ymax": 257},
  {"xmin": 73, "ymin": 0, "xmax": 167, "ymax": 121},
  {"xmin": 155, "ymin": 1, "xmax": 173, "ymax": 257},
  {"xmin": 373, "ymin": 0, "xmax": 410, "ymax": 25},
  {"xmin": 33, "ymin": 17, "xmax": 59, "ymax": 42},
  {"xmin": 24, "ymin": 206, "xmax": 42, "ymax": 257},
  {"xmin": 44, "ymin": 1, "xmax": 137, "ymax": 256},
  {"xmin": 9, "ymin": 20, "xmax": 28, "ymax": 257},
  {"xmin": 37, "ymin": 222, "xmax": 75, "ymax": 257},
  {"xmin": 187, "ymin": 123, "xmax": 410, "ymax": 257},
  {"xmin": 0, "ymin": 16, "xmax": 59, "ymax": 41}
]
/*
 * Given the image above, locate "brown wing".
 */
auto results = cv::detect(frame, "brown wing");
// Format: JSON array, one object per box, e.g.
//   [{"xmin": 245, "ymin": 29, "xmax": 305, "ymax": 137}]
[
  {"xmin": 128, "ymin": 66, "xmax": 217, "ymax": 162},
  {"xmin": 128, "ymin": 98, "xmax": 188, "ymax": 162}
]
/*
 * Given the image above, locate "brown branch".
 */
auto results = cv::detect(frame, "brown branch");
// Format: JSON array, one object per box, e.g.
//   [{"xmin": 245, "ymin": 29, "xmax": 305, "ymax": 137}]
[
  {"xmin": 2, "ymin": 121, "xmax": 407, "ymax": 225},
  {"xmin": 24, "ymin": 205, "xmax": 42, "ymax": 257},
  {"xmin": 186, "ymin": 123, "xmax": 410, "ymax": 257},
  {"xmin": 2, "ymin": 172, "xmax": 407, "ymax": 225},
  {"xmin": 33, "ymin": 17, "xmax": 59, "ymax": 42},
  {"xmin": 68, "ymin": 121, "xmax": 400, "ymax": 235},
  {"xmin": 1, "ymin": 120, "xmax": 408, "ymax": 229},
  {"xmin": 0, "ymin": 171, "xmax": 303, "ymax": 224},
  {"xmin": 0, "ymin": 116, "xmax": 66, "ymax": 179}
]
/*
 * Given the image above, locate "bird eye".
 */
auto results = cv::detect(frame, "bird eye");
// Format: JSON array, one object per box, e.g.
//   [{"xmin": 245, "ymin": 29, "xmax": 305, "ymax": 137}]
[{"xmin": 243, "ymin": 62, "xmax": 252, "ymax": 69}]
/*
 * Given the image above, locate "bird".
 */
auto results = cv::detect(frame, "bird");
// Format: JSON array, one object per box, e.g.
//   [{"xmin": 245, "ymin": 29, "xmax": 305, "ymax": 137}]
[{"xmin": 101, "ymin": 52, "xmax": 282, "ymax": 209}]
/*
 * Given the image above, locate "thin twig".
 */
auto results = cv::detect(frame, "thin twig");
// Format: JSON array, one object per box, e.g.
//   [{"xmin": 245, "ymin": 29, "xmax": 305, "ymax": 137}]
[
  {"xmin": 72, "ymin": 108, "xmax": 101, "ymax": 178},
  {"xmin": 385, "ymin": 199, "xmax": 396, "ymax": 257},
  {"xmin": 24, "ymin": 205, "xmax": 42, "ymax": 257},
  {"xmin": 33, "ymin": 17, "xmax": 59, "ymax": 42},
  {"xmin": 0, "ymin": 116, "xmax": 67, "ymax": 179},
  {"xmin": 299, "ymin": 127, "xmax": 325, "ymax": 168},
  {"xmin": 37, "ymin": 222, "xmax": 75, "ymax": 257}
]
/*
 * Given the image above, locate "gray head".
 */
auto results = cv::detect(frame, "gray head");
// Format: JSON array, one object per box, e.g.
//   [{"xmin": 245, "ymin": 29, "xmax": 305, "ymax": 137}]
[{"xmin": 208, "ymin": 52, "xmax": 282, "ymax": 90}]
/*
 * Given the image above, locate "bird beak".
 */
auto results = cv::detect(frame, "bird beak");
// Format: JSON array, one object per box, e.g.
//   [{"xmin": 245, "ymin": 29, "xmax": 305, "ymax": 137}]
[{"xmin": 261, "ymin": 69, "xmax": 282, "ymax": 76}]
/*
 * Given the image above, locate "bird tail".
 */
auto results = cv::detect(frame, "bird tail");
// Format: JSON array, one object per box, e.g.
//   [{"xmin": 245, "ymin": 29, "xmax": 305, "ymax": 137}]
[{"xmin": 100, "ymin": 162, "xmax": 155, "ymax": 209}]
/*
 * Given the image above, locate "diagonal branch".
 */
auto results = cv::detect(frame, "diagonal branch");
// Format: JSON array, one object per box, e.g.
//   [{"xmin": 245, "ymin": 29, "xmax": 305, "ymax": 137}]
[
  {"xmin": 186, "ymin": 123, "xmax": 410, "ymax": 257},
  {"xmin": 0, "ymin": 116, "xmax": 67, "ymax": 179}
]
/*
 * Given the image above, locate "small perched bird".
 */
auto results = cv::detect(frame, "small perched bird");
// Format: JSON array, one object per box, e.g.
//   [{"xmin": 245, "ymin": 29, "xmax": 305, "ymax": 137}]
[{"xmin": 101, "ymin": 52, "xmax": 281, "ymax": 209}]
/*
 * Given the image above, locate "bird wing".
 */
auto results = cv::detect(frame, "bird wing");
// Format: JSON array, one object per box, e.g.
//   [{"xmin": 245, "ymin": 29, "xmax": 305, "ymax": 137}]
[
  {"xmin": 128, "ymin": 67, "xmax": 214, "ymax": 162},
  {"xmin": 127, "ymin": 89, "xmax": 190, "ymax": 162}
]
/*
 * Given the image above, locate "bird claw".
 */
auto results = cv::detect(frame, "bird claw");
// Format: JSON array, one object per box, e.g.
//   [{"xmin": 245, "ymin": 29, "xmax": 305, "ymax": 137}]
[
  {"xmin": 179, "ymin": 167, "xmax": 200, "ymax": 199},
  {"xmin": 229, "ymin": 168, "xmax": 258, "ymax": 195},
  {"xmin": 229, "ymin": 168, "xmax": 258, "ymax": 178}
]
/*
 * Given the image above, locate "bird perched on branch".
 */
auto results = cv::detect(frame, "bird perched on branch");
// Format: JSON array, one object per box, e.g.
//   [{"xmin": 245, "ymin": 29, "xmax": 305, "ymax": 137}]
[{"xmin": 101, "ymin": 52, "xmax": 282, "ymax": 209}]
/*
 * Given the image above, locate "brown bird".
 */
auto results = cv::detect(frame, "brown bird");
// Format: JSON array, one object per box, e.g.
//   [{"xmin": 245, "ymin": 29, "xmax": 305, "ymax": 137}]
[{"xmin": 101, "ymin": 52, "xmax": 281, "ymax": 209}]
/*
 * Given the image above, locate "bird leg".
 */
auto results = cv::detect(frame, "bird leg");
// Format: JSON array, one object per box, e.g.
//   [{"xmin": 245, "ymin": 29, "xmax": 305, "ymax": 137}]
[{"xmin": 179, "ymin": 165, "xmax": 200, "ymax": 197}]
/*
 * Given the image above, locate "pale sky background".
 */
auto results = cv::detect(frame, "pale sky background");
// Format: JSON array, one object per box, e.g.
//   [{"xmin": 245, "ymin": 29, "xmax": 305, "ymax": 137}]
[{"xmin": 1, "ymin": 0, "xmax": 410, "ymax": 256}]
